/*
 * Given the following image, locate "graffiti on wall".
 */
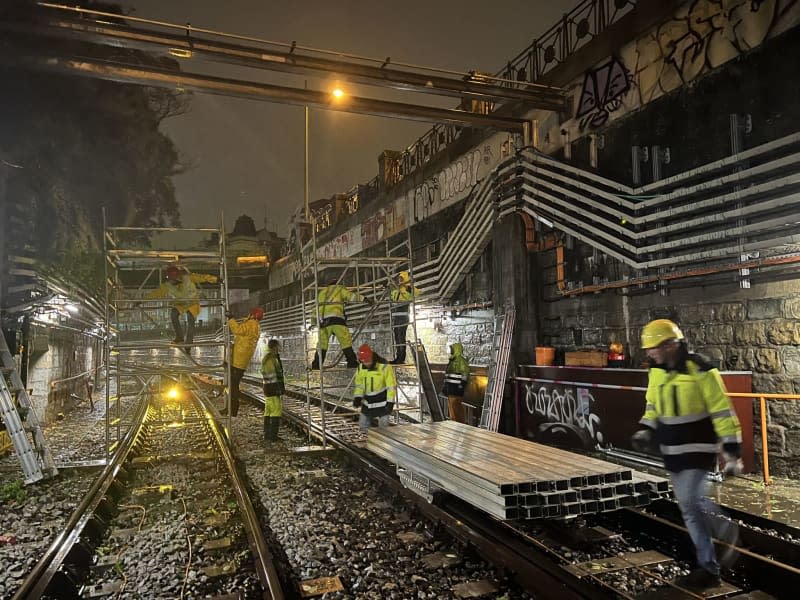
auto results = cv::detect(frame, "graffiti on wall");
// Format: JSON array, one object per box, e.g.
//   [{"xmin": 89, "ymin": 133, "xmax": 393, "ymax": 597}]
[
  {"xmin": 576, "ymin": 56, "xmax": 632, "ymax": 130},
  {"xmin": 632, "ymin": 0, "xmax": 797, "ymax": 104},
  {"xmin": 552, "ymin": 0, "xmax": 800, "ymax": 148},
  {"xmin": 525, "ymin": 383, "xmax": 605, "ymax": 444}
]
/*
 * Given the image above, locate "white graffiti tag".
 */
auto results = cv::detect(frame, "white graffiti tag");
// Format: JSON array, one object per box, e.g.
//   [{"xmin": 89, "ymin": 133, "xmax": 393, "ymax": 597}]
[{"xmin": 525, "ymin": 383, "xmax": 604, "ymax": 444}]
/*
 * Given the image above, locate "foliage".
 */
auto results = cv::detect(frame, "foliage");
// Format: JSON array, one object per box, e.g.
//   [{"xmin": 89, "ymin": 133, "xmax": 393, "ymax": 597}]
[
  {"xmin": 1, "ymin": 480, "xmax": 27, "ymax": 504},
  {"xmin": 0, "ymin": 5, "xmax": 190, "ymax": 295}
]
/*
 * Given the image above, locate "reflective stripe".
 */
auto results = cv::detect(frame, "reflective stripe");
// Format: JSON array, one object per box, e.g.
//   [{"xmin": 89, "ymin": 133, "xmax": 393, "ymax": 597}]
[
  {"xmin": 718, "ymin": 434, "xmax": 742, "ymax": 444},
  {"xmin": 444, "ymin": 374, "xmax": 466, "ymax": 383},
  {"xmin": 657, "ymin": 412, "xmax": 710, "ymax": 425},
  {"xmin": 364, "ymin": 399, "xmax": 388, "ymax": 409},
  {"xmin": 645, "ymin": 403, "xmax": 656, "ymax": 412},
  {"xmin": 364, "ymin": 386, "xmax": 389, "ymax": 396},
  {"xmin": 639, "ymin": 418, "xmax": 657, "ymax": 428},
  {"xmin": 659, "ymin": 442, "xmax": 718, "ymax": 455},
  {"xmin": 711, "ymin": 408, "xmax": 734, "ymax": 419}
]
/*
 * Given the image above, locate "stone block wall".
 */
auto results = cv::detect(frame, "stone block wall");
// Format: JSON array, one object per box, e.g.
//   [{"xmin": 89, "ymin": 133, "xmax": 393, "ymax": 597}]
[
  {"xmin": 27, "ymin": 326, "xmax": 97, "ymax": 423},
  {"xmin": 538, "ymin": 263, "xmax": 800, "ymax": 477}
]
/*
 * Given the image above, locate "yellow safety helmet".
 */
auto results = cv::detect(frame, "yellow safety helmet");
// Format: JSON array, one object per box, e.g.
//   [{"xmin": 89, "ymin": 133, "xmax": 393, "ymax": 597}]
[
  {"xmin": 398, "ymin": 271, "xmax": 411, "ymax": 284},
  {"xmin": 641, "ymin": 319, "xmax": 684, "ymax": 349}
]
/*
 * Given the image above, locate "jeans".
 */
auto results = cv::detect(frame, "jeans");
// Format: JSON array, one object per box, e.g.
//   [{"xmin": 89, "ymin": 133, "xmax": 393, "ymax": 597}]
[
  {"xmin": 670, "ymin": 468, "xmax": 720, "ymax": 575},
  {"xmin": 359, "ymin": 413, "xmax": 389, "ymax": 432}
]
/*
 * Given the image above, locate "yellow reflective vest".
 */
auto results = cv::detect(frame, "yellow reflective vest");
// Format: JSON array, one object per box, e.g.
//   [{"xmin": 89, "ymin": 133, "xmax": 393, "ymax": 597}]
[
  {"xmin": 317, "ymin": 284, "xmax": 363, "ymax": 325},
  {"xmin": 148, "ymin": 273, "xmax": 218, "ymax": 317},
  {"xmin": 228, "ymin": 317, "xmax": 260, "ymax": 370},
  {"xmin": 640, "ymin": 354, "xmax": 741, "ymax": 472},
  {"xmin": 354, "ymin": 362, "xmax": 396, "ymax": 418}
]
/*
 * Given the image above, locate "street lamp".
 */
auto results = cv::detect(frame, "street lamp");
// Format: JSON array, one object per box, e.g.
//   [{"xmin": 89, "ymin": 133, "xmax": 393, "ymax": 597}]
[{"xmin": 304, "ymin": 85, "xmax": 347, "ymax": 222}]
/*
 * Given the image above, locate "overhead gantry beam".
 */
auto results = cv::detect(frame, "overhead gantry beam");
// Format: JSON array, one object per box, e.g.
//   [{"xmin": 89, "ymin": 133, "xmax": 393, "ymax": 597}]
[
  {"xmin": 3, "ymin": 51, "xmax": 532, "ymax": 132},
  {"xmin": 2, "ymin": 2, "xmax": 565, "ymax": 111}
]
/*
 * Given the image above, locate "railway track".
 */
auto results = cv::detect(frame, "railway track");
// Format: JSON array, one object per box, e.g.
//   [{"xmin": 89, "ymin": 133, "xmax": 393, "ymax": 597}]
[
  {"xmin": 13, "ymin": 368, "xmax": 797, "ymax": 599},
  {"xmin": 12, "ymin": 380, "xmax": 285, "ymax": 600},
  {"xmin": 243, "ymin": 376, "xmax": 800, "ymax": 599}
]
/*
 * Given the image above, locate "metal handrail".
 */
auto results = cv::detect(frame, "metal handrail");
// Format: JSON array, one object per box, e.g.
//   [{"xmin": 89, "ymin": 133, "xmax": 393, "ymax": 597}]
[{"xmin": 728, "ymin": 392, "xmax": 800, "ymax": 486}]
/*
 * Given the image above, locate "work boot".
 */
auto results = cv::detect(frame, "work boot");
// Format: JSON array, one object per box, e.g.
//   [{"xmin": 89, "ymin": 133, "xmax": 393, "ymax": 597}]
[
  {"xmin": 675, "ymin": 568, "xmax": 720, "ymax": 591},
  {"xmin": 310, "ymin": 349, "xmax": 326, "ymax": 370},
  {"xmin": 343, "ymin": 347, "xmax": 359, "ymax": 368}
]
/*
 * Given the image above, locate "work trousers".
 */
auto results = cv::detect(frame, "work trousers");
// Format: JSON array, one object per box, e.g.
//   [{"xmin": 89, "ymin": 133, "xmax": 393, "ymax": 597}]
[
  {"xmin": 448, "ymin": 395, "xmax": 465, "ymax": 424},
  {"xmin": 263, "ymin": 396, "xmax": 283, "ymax": 442},
  {"xmin": 670, "ymin": 468, "xmax": 721, "ymax": 575},
  {"xmin": 229, "ymin": 366, "xmax": 245, "ymax": 416},
  {"xmin": 318, "ymin": 323, "xmax": 352, "ymax": 351},
  {"xmin": 170, "ymin": 308, "xmax": 196, "ymax": 345},
  {"xmin": 391, "ymin": 311, "xmax": 409, "ymax": 363},
  {"xmin": 359, "ymin": 412, "xmax": 390, "ymax": 432}
]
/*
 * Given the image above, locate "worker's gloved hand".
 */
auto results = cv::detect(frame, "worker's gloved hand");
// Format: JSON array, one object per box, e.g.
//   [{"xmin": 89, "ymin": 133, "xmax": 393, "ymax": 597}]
[
  {"xmin": 353, "ymin": 397, "xmax": 362, "ymax": 409},
  {"xmin": 722, "ymin": 443, "xmax": 743, "ymax": 476},
  {"xmin": 630, "ymin": 428, "xmax": 654, "ymax": 453}
]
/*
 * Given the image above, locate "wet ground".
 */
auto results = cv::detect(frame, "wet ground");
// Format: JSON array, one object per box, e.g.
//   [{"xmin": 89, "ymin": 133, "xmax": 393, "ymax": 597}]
[{"xmin": 713, "ymin": 474, "xmax": 800, "ymax": 528}]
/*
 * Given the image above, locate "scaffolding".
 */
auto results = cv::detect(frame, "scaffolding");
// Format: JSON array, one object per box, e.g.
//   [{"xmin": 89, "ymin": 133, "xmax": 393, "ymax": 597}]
[
  {"xmin": 103, "ymin": 212, "xmax": 230, "ymax": 459},
  {"xmin": 291, "ymin": 217, "xmax": 438, "ymax": 446}
]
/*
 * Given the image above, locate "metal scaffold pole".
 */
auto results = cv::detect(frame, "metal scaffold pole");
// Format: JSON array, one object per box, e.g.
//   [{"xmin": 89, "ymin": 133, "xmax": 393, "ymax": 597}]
[{"xmin": 103, "ymin": 216, "xmax": 231, "ymax": 452}]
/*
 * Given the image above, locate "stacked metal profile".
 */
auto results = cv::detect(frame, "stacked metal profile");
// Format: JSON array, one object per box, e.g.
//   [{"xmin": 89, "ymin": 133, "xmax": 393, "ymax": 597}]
[{"xmin": 367, "ymin": 421, "xmax": 670, "ymax": 520}]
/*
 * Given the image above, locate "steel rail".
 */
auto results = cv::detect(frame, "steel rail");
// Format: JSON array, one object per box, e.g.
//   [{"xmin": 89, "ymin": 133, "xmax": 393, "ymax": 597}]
[
  {"xmin": 12, "ymin": 396, "xmax": 150, "ymax": 599},
  {"xmin": 234, "ymin": 381, "xmax": 613, "ymax": 599},
  {"xmin": 614, "ymin": 507, "xmax": 800, "ymax": 595},
  {"xmin": 7, "ymin": 17, "xmax": 565, "ymax": 109},
  {"xmin": 197, "ymin": 393, "xmax": 285, "ymax": 600},
  {"xmin": 12, "ymin": 392, "xmax": 285, "ymax": 599},
  {"xmin": 226, "ymin": 376, "xmax": 800, "ymax": 598}
]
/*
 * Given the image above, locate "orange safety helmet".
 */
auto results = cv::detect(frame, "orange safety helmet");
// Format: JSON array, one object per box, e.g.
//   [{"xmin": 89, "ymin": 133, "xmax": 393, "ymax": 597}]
[
  {"xmin": 165, "ymin": 265, "xmax": 182, "ymax": 281},
  {"xmin": 250, "ymin": 307, "xmax": 264, "ymax": 320},
  {"xmin": 357, "ymin": 343, "xmax": 374, "ymax": 363}
]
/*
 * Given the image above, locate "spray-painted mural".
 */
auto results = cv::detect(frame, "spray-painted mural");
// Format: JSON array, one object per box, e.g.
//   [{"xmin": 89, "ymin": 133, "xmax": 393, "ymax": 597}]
[
  {"xmin": 576, "ymin": 56, "xmax": 632, "ymax": 130},
  {"xmin": 553, "ymin": 0, "xmax": 800, "ymax": 145},
  {"xmin": 525, "ymin": 382, "xmax": 605, "ymax": 446}
]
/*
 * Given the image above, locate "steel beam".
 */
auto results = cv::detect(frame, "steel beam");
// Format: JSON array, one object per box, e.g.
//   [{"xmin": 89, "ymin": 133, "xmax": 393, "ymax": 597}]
[
  {"xmin": 5, "ymin": 16, "xmax": 565, "ymax": 110},
  {"xmin": 2, "ymin": 51, "xmax": 531, "ymax": 132}
]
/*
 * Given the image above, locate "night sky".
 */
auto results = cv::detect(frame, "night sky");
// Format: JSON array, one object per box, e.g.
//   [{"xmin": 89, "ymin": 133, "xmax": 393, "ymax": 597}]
[{"xmin": 125, "ymin": 0, "xmax": 578, "ymax": 234}]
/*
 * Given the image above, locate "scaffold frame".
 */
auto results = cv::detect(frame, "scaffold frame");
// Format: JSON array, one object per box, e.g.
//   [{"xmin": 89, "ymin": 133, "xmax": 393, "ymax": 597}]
[{"xmin": 102, "ymin": 210, "xmax": 231, "ymax": 461}]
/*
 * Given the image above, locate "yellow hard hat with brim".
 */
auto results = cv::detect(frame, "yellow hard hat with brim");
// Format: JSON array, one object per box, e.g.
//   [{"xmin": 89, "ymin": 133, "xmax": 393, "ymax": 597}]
[{"xmin": 641, "ymin": 319, "xmax": 684, "ymax": 349}]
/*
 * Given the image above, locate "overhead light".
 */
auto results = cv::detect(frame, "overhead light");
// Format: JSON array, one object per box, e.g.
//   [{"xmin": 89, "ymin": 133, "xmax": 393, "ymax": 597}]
[
  {"xmin": 331, "ymin": 87, "xmax": 345, "ymax": 100},
  {"xmin": 237, "ymin": 255, "xmax": 268, "ymax": 266},
  {"xmin": 65, "ymin": 304, "xmax": 79, "ymax": 313}
]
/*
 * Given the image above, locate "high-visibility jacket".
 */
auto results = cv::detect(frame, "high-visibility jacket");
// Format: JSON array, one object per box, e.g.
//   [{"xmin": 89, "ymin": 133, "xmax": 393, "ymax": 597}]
[
  {"xmin": 228, "ymin": 317, "xmax": 260, "ymax": 370},
  {"xmin": 443, "ymin": 343, "xmax": 470, "ymax": 397},
  {"xmin": 317, "ymin": 284, "xmax": 364, "ymax": 326},
  {"xmin": 148, "ymin": 273, "xmax": 218, "ymax": 317},
  {"xmin": 639, "ymin": 354, "xmax": 741, "ymax": 472},
  {"xmin": 354, "ymin": 362, "xmax": 396, "ymax": 418},
  {"xmin": 261, "ymin": 351, "xmax": 285, "ymax": 398},
  {"xmin": 390, "ymin": 284, "xmax": 420, "ymax": 316}
]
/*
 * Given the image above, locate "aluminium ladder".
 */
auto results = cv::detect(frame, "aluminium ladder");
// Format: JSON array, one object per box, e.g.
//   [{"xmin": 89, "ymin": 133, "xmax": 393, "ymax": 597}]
[
  {"xmin": 0, "ymin": 334, "xmax": 57, "ymax": 484},
  {"xmin": 478, "ymin": 306, "xmax": 515, "ymax": 432}
]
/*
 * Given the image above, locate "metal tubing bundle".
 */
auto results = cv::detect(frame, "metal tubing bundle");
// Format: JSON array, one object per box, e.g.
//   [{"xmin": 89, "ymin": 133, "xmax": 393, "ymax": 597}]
[{"xmin": 367, "ymin": 421, "xmax": 670, "ymax": 520}]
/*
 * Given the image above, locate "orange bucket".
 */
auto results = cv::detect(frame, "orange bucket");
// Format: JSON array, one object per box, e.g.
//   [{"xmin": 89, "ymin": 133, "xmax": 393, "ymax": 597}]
[{"xmin": 535, "ymin": 346, "xmax": 555, "ymax": 366}]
